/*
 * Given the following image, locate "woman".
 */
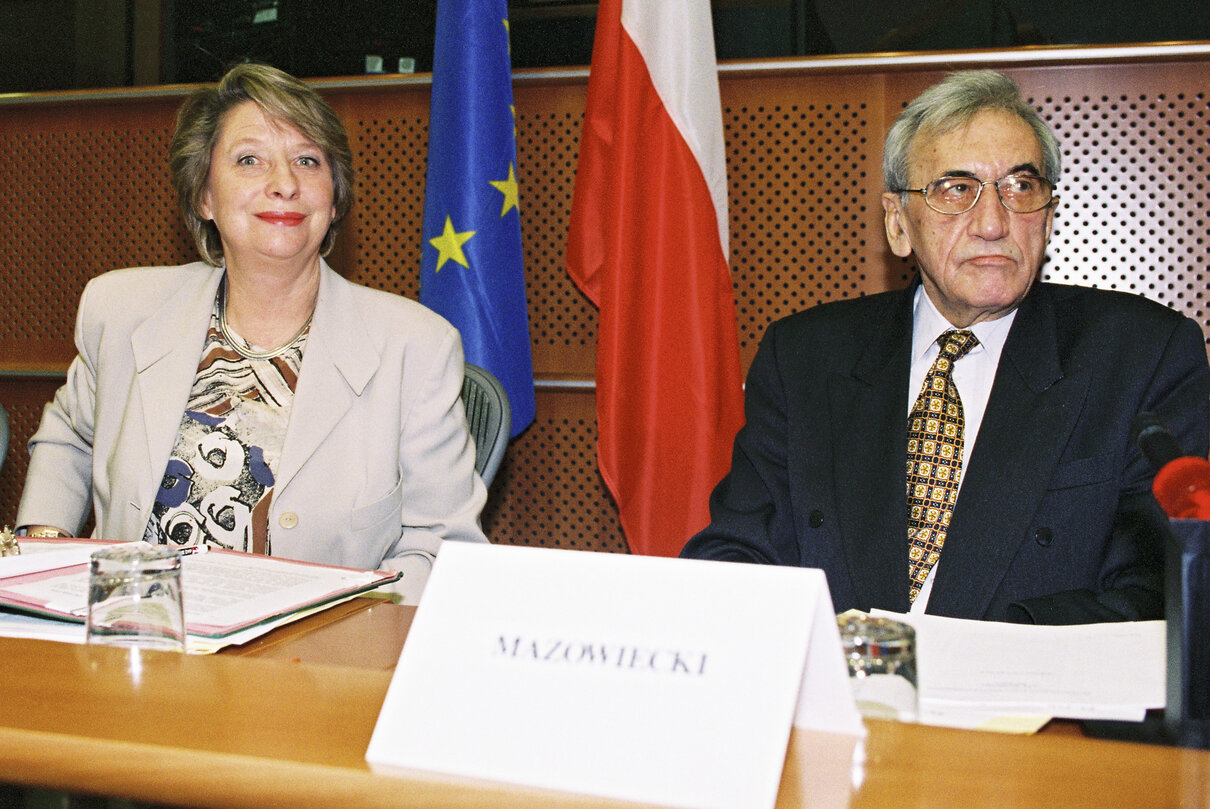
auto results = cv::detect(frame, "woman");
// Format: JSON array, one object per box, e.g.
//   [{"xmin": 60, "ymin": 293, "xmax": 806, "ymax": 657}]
[{"xmin": 15, "ymin": 63, "xmax": 488, "ymax": 603}]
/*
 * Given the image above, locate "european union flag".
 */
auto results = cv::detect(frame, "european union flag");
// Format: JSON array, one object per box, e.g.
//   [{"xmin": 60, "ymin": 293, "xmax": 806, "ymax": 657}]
[{"xmin": 419, "ymin": 0, "xmax": 536, "ymax": 438}]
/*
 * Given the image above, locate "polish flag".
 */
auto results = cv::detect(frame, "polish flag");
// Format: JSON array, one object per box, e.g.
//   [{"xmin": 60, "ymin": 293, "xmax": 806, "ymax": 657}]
[{"xmin": 566, "ymin": 0, "xmax": 745, "ymax": 557}]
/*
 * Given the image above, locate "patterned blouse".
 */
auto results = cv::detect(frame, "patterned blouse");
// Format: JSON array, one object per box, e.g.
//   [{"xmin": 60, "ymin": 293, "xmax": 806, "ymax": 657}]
[{"xmin": 143, "ymin": 302, "xmax": 307, "ymax": 555}]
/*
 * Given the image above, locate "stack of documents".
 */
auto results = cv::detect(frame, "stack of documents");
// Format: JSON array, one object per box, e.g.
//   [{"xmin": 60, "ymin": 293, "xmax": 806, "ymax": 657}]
[
  {"xmin": 0, "ymin": 540, "xmax": 399, "ymax": 653},
  {"xmin": 873, "ymin": 610, "xmax": 1166, "ymax": 732}
]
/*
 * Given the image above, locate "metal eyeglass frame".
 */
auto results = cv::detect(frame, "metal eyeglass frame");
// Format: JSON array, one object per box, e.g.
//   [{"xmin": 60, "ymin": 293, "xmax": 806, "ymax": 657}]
[{"xmin": 894, "ymin": 173, "xmax": 1056, "ymax": 215}]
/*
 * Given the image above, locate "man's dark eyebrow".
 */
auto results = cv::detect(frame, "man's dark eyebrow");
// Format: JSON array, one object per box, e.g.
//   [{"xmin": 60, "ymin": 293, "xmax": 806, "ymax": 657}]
[
  {"xmin": 1008, "ymin": 162, "xmax": 1042, "ymax": 176},
  {"xmin": 937, "ymin": 163, "xmax": 1042, "ymax": 179}
]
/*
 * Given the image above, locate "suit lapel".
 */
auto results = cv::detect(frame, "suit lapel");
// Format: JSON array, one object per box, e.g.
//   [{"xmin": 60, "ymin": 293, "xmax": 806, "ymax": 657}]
[
  {"xmin": 111, "ymin": 266, "xmax": 223, "ymax": 538},
  {"xmin": 928, "ymin": 284, "xmax": 1091, "ymax": 618},
  {"xmin": 274, "ymin": 263, "xmax": 380, "ymax": 495},
  {"xmin": 830, "ymin": 286, "xmax": 916, "ymax": 613}
]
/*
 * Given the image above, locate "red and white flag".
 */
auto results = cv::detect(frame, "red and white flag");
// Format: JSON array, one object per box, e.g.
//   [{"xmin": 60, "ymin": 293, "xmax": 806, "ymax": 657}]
[{"xmin": 566, "ymin": 0, "xmax": 745, "ymax": 557}]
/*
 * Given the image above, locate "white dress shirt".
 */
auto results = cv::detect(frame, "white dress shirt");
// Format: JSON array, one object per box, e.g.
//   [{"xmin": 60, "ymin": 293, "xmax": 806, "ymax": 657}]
[{"xmin": 907, "ymin": 286, "xmax": 1016, "ymax": 613}]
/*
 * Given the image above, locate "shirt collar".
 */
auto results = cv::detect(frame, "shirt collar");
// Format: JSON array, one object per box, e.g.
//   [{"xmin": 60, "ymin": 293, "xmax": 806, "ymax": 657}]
[{"xmin": 911, "ymin": 284, "xmax": 1017, "ymax": 364}]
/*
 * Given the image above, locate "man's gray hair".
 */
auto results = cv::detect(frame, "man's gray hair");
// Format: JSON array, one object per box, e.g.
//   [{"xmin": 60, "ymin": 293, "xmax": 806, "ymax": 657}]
[{"xmin": 882, "ymin": 70, "xmax": 1061, "ymax": 195}]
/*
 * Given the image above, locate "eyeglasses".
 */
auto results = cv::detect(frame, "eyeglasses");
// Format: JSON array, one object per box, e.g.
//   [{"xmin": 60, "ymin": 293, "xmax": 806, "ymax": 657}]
[{"xmin": 894, "ymin": 173, "xmax": 1055, "ymax": 215}]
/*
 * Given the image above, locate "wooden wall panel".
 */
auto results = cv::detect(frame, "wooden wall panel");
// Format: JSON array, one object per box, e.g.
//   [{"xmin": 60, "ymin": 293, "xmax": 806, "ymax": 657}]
[
  {"xmin": 0, "ymin": 98, "xmax": 194, "ymax": 369},
  {"xmin": 510, "ymin": 80, "xmax": 598, "ymax": 377},
  {"xmin": 483, "ymin": 388, "xmax": 626, "ymax": 554},
  {"xmin": 721, "ymin": 72, "xmax": 911, "ymax": 366},
  {"xmin": 0, "ymin": 51, "xmax": 1206, "ymax": 555}
]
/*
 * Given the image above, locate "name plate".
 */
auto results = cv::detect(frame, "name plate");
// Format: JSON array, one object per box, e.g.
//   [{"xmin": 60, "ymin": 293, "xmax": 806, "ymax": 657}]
[{"xmin": 366, "ymin": 543, "xmax": 861, "ymax": 809}]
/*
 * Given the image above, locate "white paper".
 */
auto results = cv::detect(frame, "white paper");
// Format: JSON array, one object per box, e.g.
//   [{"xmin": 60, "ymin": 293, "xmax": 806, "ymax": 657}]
[
  {"xmin": 0, "ymin": 595, "xmax": 363, "ymax": 653},
  {"xmin": 0, "ymin": 610, "xmax": 86, "ymax": 643},
  {"xmin": 1, "ymin": 541, "xmax": 391, "ymax": 638},
  {"xmin": 872, "ymin": 610, "xmax": 1165, "ymax": 727},
  {"xmin": 5, "ymin": 552, "xmax": 379, "ymax": 628},
  {"xmin": 367, "ymin": 544, "xmax": 861, "ymax": 809},
  {"xmin": 0, "ymin": 543, "xmax": 97, "ymax": 577},
  {"xmin": 177, "ymin": 553, "xmax": 381, "ymax": 630}
]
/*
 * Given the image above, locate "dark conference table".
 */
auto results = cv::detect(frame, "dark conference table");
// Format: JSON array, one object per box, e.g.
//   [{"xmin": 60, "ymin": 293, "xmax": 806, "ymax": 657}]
[{"xmin": 1, "ymin": 598, "xmax": 1207, "ymax": 809}]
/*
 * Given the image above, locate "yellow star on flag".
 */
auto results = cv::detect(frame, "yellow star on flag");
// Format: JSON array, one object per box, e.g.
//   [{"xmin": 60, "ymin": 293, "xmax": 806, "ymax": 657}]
[
  {"xmin": 489, "ymin": 163, "xmax": 520, "ymax": 217},
  {"xmin": 429, "ymin": 216, "xmax": 475, "ymax": 271}
]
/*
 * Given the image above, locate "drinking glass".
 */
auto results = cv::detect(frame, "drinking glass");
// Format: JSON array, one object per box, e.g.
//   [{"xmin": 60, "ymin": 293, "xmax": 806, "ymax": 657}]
[
  {"xmin": 837, "ymin": 613, "xmax": 917, "ymax": 722},
  {"xmin": 87, "ymin": 542, "xmax": 186, "ymax": 652}
]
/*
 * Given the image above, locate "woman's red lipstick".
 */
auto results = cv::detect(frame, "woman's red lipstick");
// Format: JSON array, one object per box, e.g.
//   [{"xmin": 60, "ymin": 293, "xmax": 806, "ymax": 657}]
[{"xmin": 255, "ymin": 211, "xmax": 305, "ymax": 225}]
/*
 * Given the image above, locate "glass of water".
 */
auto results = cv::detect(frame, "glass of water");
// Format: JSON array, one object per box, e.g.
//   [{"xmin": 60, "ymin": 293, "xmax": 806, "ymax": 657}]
[
  {"xmin": 837, "ymin": 613, "xmax": 917, "ymax": 722},
  {"xmin": 87, "ymin": 542, "xmax": 186, "ymax": 652}
]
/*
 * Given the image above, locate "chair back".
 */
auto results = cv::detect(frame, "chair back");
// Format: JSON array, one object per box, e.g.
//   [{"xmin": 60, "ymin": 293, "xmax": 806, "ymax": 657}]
[{"xmin": 460, "ymin": 364, "xmax": 511, "ymax": 487}]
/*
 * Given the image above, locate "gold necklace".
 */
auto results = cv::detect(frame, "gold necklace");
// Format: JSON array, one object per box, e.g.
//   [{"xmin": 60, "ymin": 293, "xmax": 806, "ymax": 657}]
[{"xmin": 217, "ymin": 279, "xmax": 313, "ymax": 361}]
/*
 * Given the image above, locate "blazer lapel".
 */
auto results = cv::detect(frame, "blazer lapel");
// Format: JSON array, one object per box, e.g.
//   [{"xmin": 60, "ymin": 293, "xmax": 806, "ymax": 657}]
[
  {"xmin": 928, "ymin": 284, "xmax": 1091, "ymax": 618},
  {"xmin": 830, "ymin": 285, "xmax": 916, "ymax": 613},
  {"xmin": 109, "ymin": 266, "xmax": 223, "ymax": 538},
  {"xmin": 274, "ymin": 263, "xmax": 380, "ymax": 495}
]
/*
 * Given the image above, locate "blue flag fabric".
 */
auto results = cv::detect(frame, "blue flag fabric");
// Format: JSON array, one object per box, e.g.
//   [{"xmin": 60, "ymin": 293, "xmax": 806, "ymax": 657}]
[{"xmin": 419, "ymin": 0, "xmax": 536, "ymax": 438}]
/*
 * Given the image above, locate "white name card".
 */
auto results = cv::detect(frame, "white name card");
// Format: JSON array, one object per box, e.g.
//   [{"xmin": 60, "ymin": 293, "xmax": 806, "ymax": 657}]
[{"xmin": 366, "ymin": 543, "xmax": 861, "ymax": 809}]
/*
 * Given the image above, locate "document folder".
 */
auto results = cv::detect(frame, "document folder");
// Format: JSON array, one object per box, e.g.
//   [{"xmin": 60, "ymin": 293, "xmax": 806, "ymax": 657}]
[{"xmin": 0, "ymin": 539, "xmax": 399, "ymax": 640}]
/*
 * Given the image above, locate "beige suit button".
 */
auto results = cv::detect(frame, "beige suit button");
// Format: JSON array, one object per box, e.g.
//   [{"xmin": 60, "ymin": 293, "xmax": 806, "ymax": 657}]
[{"xmin": 278, "ymin": 512, "xmax": 299, "ymax": 529}]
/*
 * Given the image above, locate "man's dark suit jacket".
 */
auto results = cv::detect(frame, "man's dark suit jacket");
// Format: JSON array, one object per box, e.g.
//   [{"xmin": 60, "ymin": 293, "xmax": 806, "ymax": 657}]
[{"xmin": 682, "ymin": 280, "xmax": 1210, "ymax": 623}]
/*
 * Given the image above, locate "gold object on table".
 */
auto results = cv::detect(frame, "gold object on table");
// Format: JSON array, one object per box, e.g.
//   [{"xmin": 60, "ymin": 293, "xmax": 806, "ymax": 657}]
[{"xmin": 0, "ymin": 526, "xmax": 19, "ymax": 557}]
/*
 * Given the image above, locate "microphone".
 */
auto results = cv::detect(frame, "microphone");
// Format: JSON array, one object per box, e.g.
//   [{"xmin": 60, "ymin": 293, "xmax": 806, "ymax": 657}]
[{"xmin": 1132, "ymin": 412, "xmax": 1210, "ymax": 520}]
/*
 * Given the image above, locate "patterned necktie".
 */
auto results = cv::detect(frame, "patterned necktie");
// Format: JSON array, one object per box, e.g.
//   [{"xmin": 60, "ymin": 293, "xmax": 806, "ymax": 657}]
[{"xmin": 907, "ymin": 329, "xmax": 979, "ymax": 602}]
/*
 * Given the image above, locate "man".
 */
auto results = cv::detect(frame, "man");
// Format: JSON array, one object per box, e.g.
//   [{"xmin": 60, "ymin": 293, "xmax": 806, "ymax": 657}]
[{"xmin": 681, "ymin": 70, "xmax": 1209, "ymax": 623}]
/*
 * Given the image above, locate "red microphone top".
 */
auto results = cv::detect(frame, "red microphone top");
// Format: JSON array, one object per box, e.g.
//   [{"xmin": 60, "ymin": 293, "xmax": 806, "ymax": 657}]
[{"xmin": 1152, "ymin": 455, "xmax": 1210, "ymax": 520}]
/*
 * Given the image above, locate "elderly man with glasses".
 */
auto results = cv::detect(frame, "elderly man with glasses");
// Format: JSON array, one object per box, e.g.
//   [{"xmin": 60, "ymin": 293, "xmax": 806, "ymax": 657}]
[{"xmin": 682, "ymin": 70, "xmax": 1209, "ymax": 624}]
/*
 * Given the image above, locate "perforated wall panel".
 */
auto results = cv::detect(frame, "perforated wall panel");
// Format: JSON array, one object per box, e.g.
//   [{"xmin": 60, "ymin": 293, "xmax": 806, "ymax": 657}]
[
  {"xmin": 0, "ymin": 99, "xmax": 195, "ymax": 366},
  {"xmin": 723, "ymin": 73, "xmax": 912, "ymax": 366},
  {"xmin": 0, "ymin": 56, "xmax": 1206, "ymax": 555},
  {"xmin": 483, "ymin": 390, "xmax": 626, "ymax": 554},
  {"xmin": 1034, "ymin": 74, "xmax": 1209, "ymax": 315}
]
